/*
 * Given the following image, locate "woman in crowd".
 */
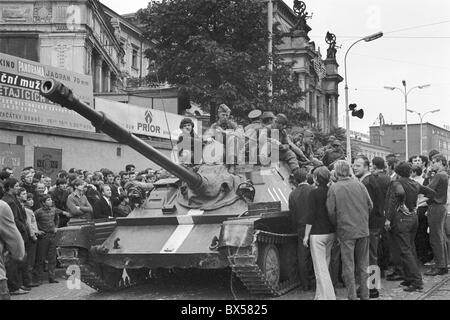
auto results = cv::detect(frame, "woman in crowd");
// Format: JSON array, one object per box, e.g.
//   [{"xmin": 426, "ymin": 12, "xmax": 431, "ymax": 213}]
[{"xmin": 303, "ymin": 166, "xmax": 336, "ymax": 300}]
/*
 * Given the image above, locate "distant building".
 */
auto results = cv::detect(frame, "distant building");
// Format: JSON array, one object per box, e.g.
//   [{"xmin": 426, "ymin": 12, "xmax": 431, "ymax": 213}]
[
  {"xmin": 370, "ymin": 123, "xmax": 450, "ymax": 160},
  {"xmin": 350, "ymin": 130, "xmax": 370, "ymax": 143},
  {"xmin": 353, "ymin": 139, "xmax": 392, "ymax": 162}
]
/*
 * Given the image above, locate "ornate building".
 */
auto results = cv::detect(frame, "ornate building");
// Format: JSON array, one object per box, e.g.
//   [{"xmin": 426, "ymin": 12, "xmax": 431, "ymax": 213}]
[
  {"xmin": 0, "ymin": 0, "xmax": 151, "ymax": 92},
  {"xmin": 274, "ymin": 0, "xmax": 343, "ymax": 133}
]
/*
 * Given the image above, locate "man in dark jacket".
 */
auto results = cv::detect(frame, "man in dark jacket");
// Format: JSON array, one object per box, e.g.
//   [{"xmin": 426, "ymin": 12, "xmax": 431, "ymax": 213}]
[
  {"xmin": 289, "ymin": 168, "xmax": 314, "ymax": 291},
  {"xmin": 93, "ymin": 185, "xmax": 113, "ymax": 219},
  {"xmin": 1, "ymin": 178, "xmax": 30, "ymax": 295},
  {"xmin": 353, "ymin": 155, "xmax": 384, "ymax": 298},
  {"xmin": 385, "ymin": 162, "xmax": 436, "ymax": 292}
]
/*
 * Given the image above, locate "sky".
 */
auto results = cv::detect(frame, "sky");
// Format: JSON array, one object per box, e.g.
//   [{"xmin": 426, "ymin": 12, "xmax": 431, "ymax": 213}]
[{"xmin": 101, "ymin": 0, "xmax": 450, "ymax": 134}]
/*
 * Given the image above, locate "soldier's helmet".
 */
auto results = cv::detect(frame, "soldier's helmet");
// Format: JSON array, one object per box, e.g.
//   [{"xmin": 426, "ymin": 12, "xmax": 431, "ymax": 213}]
[
  {"xmin": 304, "ymin": 130, "xmax": 314, "ymax": 138},
  {"xmin": 261, "ymin": 111, "xmax": 276, "ymax": 120},
  {"xmin": 218, "ymin": 103, "xmax": 231, "ymax": 114}
]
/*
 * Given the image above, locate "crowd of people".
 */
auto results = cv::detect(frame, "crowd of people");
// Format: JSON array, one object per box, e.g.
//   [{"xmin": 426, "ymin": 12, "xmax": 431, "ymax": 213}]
[
  {"xmin": 0, "ymin": 163, "xmax": 166, "ymax": 299},
  {"xmin": 290, "ymin": 151, "xmax": 449, "ymax": 300}
]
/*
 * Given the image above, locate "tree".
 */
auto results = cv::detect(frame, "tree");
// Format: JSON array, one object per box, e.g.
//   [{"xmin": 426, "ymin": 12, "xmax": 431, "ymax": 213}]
[{"xmin": 138, "ymin": 0, "xmax": 307, "ymax": 125}]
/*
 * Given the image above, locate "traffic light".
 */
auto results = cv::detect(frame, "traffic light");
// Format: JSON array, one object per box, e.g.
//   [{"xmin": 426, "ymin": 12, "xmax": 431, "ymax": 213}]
[{"xmin": 349, "ymin": 103, "xmax": 364, "ymax": 119}]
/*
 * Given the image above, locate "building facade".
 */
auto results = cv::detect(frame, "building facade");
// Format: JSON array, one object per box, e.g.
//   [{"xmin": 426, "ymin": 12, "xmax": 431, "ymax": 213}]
[
  {"xmin": 370, "ymin": 123, "xmax": 450, "ymax": 160},
  {"xmin": 0, "ymin": 0, "xmax": 151, "ymax": 93},
  {"xmin": 353, "ymin": 139, "xmax": 393, "ymax": 162},
  {"xmin": 274, "ymin": 1, "xmax": 343, "ymax": 133}
]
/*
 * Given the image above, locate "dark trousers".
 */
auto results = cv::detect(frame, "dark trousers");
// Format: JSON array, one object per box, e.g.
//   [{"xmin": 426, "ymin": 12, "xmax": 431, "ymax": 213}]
[
  {"xmin": 340, "ymin": 236, "xmax": 370, "ymax": 300},
  {"xmin": 428, "ymin": 204, "xmax": 448, "ymax": 269},
  {"xmin": 378, "ymin": 229, "xmax": 390, "ymax": 273},
  {"xmin": 369, "ymin": 228, "xmax": 381, "ymax": 267},
  {"xmin": 36, "ymin": 233, "xmax": 57, "ymax": 280},
  {"xmin": 297, "ymin": 226, "xmax": 313, "ymax": 289},
  {"xmin": 329, "ymin": 239, "xmax": 342, "ymax": 285},
  {"xmin": 0, "ymin": 279, "xmax": 9, "ymax": 300},
  {"xmin": 393, "ymin": 213, "xmax": 422, "ymax": 286},
  {"xmin": 387, "ymin": 228, "xmax": 403, "ymax": 274},
  {"xmin": 415, "ymin": 206, "xmax": 433, "ymax": 262},
  {"xmin": 24, "ymin": 240, "xmax": 37, "ymax": 285},
  {"xmin": 5, "ymin": 255, "xmax": 27, "ymax": 291}
]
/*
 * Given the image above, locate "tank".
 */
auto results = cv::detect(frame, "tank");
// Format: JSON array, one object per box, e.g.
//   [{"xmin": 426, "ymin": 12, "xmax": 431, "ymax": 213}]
[{"xmin": 40, "ymin": 79, "xmax": 300, "ymax": 296}]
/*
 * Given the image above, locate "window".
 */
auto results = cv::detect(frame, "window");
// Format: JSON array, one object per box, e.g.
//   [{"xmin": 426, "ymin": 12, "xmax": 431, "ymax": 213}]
[
  {"xmin": 0, "ymin": 34, "xmax": 39, "ymax": 61},
  {"xmin": 132, "ymin": 48, "xmax": 138, "ymax": 69}
]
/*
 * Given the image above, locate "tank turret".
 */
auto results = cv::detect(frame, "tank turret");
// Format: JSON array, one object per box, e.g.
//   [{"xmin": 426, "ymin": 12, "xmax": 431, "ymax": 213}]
[{"xmin": 40, "ymin": 79, "xmax": 203, "ymax": 190}]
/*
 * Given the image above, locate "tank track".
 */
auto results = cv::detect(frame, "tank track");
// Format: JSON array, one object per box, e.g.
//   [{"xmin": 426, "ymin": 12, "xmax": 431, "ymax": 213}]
[{"xmin": 228, "ymin": 230, "xmax": 300, "ymax": 296}]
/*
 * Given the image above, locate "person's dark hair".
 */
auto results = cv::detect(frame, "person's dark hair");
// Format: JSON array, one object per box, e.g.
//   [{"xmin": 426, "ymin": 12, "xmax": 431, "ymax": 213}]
[
  {"xmin": 56, "ymin": 178, "xmax": 67, "ymax": 186},
  {"xmin": 57, "ymin": 170, "xmax": 68, "ymax": 179},
  {"xmin": 40, "ymin": 194, "xmax": 52, "ymax": 204},
  {"xmin": 386, "ymin": 153, "xmax": 398, "ymax": 170},
  {"xmin": 412, "ymin": 166, "xmax": 423, "ymax": 176},
  {"xmin": 432, "ymin": 154, "xmax": 447, "ymax": 167},
  {"xmin": 72, "ymin": 178, "xmax": 85, "ymax": 187},
  {"xmin": 355, "ymin": 155, "xmax": 370, "ymax": 168},
  {"xmin": 428, "ymin": 150, "xmax": 440, "ymax": 162},
  {"xmin": 394, "ymin": 161, "xmax": 412, "ymax": 178},
  {"xmin": 419, "ymin": 155, "xmax": 429, "ymax": 167},
  {"xmin": 313, "ymin": 166, "xmax": 330, "ymax": 186},
  {"xmin": 408, "ymin": 155, "xmax": 419, "ymax": 163},
  {"xmin": 135, "ymin": 175, "xmax": 145, "ymax": 182},
  {"xmin": 125, "ymin": 164, "xmax": 135, "ymax": 172},
  {"xmin": 34, "ymin": 171, "xmax": 43, "ymax": 181},
  {"xmin": 3, "ymin": 177, "xmax": 18, "ymax": 191},
  {"xmin": 26, "ymin": 192, "xmax": 34, "ymax": 200},
  {"xmin": 0, "ymin": 171, "xmax": 11, "ymax": 180},
  {"xmin": 120, "ymin": 171, "xmax": 129, "ymax": 179},
  {"xmin": 17, "ymin": 187, "xmax": 26, "ymax": 196},
  {"xmin": 293, "ymin": 168, "xmax": 308, "ymax": 184},
  {"xmin": 22, "ymin": 166, "xmax": 33, "ymax": 171},
  {"xmin": 118, "ymin": 194, "xmax": 126, "ymax": 203},
  {"xmin": 372, "ymin": 157, "xmax": 386, "ymax": 170}
]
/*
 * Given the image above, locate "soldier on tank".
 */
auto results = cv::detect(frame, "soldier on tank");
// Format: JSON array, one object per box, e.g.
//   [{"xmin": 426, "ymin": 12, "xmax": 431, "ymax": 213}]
[
  {"xmin": 259, "ymin": 114, "xmax": 304, "ymax": 173},
  {"xmin": 321, "ymin": 140, "xmax": 345, "ymax": 168},
  {"xmin": 211, "ymin": 104, "xmax": 239, "ymax": 132},
  {"xmin": 244, "ymin": 109, "xmax": 263, "ymax": 132},
  {"xmin": 317, "ymin": 135, "xmax": 336, "ymax": 159},
  {"xmin": 260, "ymin": 111, "xmax": 276, "ymax": 128}
]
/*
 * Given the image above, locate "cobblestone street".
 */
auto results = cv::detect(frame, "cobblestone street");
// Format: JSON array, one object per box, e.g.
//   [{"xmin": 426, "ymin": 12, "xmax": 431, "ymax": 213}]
[{"xmin": 11, "ymin": 267, "xmax": 450, "ymax": 301}]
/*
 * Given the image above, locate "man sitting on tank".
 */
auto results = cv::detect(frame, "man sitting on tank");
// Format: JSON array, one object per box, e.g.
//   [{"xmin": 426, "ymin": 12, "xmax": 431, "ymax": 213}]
[{"xmin": 259, "ymin": 113, "xmax": 304, "ymax": 173}]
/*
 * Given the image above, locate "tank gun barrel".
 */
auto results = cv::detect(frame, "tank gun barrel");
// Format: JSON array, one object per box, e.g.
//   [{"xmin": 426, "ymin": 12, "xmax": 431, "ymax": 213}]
[{"xmin": 40, "ymin": 79, "xmax": 203, "ymax": 190}]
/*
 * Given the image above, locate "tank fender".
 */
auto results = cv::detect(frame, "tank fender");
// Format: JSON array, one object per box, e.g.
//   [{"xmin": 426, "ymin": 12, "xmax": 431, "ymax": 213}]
[
  {"xmin": 218, "ymin": 220, "xmax": 255, "ymax": 248},
  {"xmin": 56, "ymin": 225, "xmax": 95, "ymax": 250}
]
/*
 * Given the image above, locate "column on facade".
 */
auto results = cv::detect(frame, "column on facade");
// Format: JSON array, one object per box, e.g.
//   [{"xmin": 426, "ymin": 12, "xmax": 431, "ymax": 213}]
[
  {"xmin": 329, "ymin": 95, "xmax": 335, "ymax": 130},
  {"xmin": 317, "ymin": 94, "xmax": 324, "ymax": 130},
  {"xmin": 310, "ymin": 90, "xmax": 317, "ymax": 127},
  {"xmin": 94, "ymin": 56, "xmax": 103, "ymax": 93},
  {"xmin": 103, "ymin": 66, "xmax": 111, "ymax": 93},
  {"xmin": 333, "ymin": 96, "xmax": 339, "ymax": 128}
]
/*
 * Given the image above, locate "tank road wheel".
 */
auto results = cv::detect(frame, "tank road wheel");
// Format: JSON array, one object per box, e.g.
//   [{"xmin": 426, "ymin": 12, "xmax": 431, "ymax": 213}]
[{"xmin": 257, "ymin": 244, "xmax": 280, "ymax": 288}]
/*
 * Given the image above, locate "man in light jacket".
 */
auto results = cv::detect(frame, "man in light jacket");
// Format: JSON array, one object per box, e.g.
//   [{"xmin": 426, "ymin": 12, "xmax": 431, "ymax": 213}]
[
  {"xmin": 327, "ymin": 160, "xmax": 373, "ymax": 300},
  {"xmin": 0, "ymin": 200, "xmax": 25, "ymax": 300}
]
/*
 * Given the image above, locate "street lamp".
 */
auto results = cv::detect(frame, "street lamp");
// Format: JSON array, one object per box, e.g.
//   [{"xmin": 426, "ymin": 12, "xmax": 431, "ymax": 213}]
[
  {"xmin": 407, "ymin": 108, "xmax": 440, "ymax": 155},
  {"xmin": 344, "ymin": 32, "xmax": 383, "ymax": 163},
  {"xmin": 384, "ymin": 82, "xmax": 431, "ymax": 160}
]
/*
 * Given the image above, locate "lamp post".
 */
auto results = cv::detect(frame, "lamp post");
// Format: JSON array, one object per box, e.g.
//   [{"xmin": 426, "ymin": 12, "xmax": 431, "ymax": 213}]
[
  {"xmin": 407, "ymin": 108, "xmax": 440, "ymax": 155},
  {"xmin": 384, "ymin": 82, "xmax": 431, "ymax": 160},
  {"xmin": 344, "ymin": 32, "xmax": 383, "ymax": 163}
]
